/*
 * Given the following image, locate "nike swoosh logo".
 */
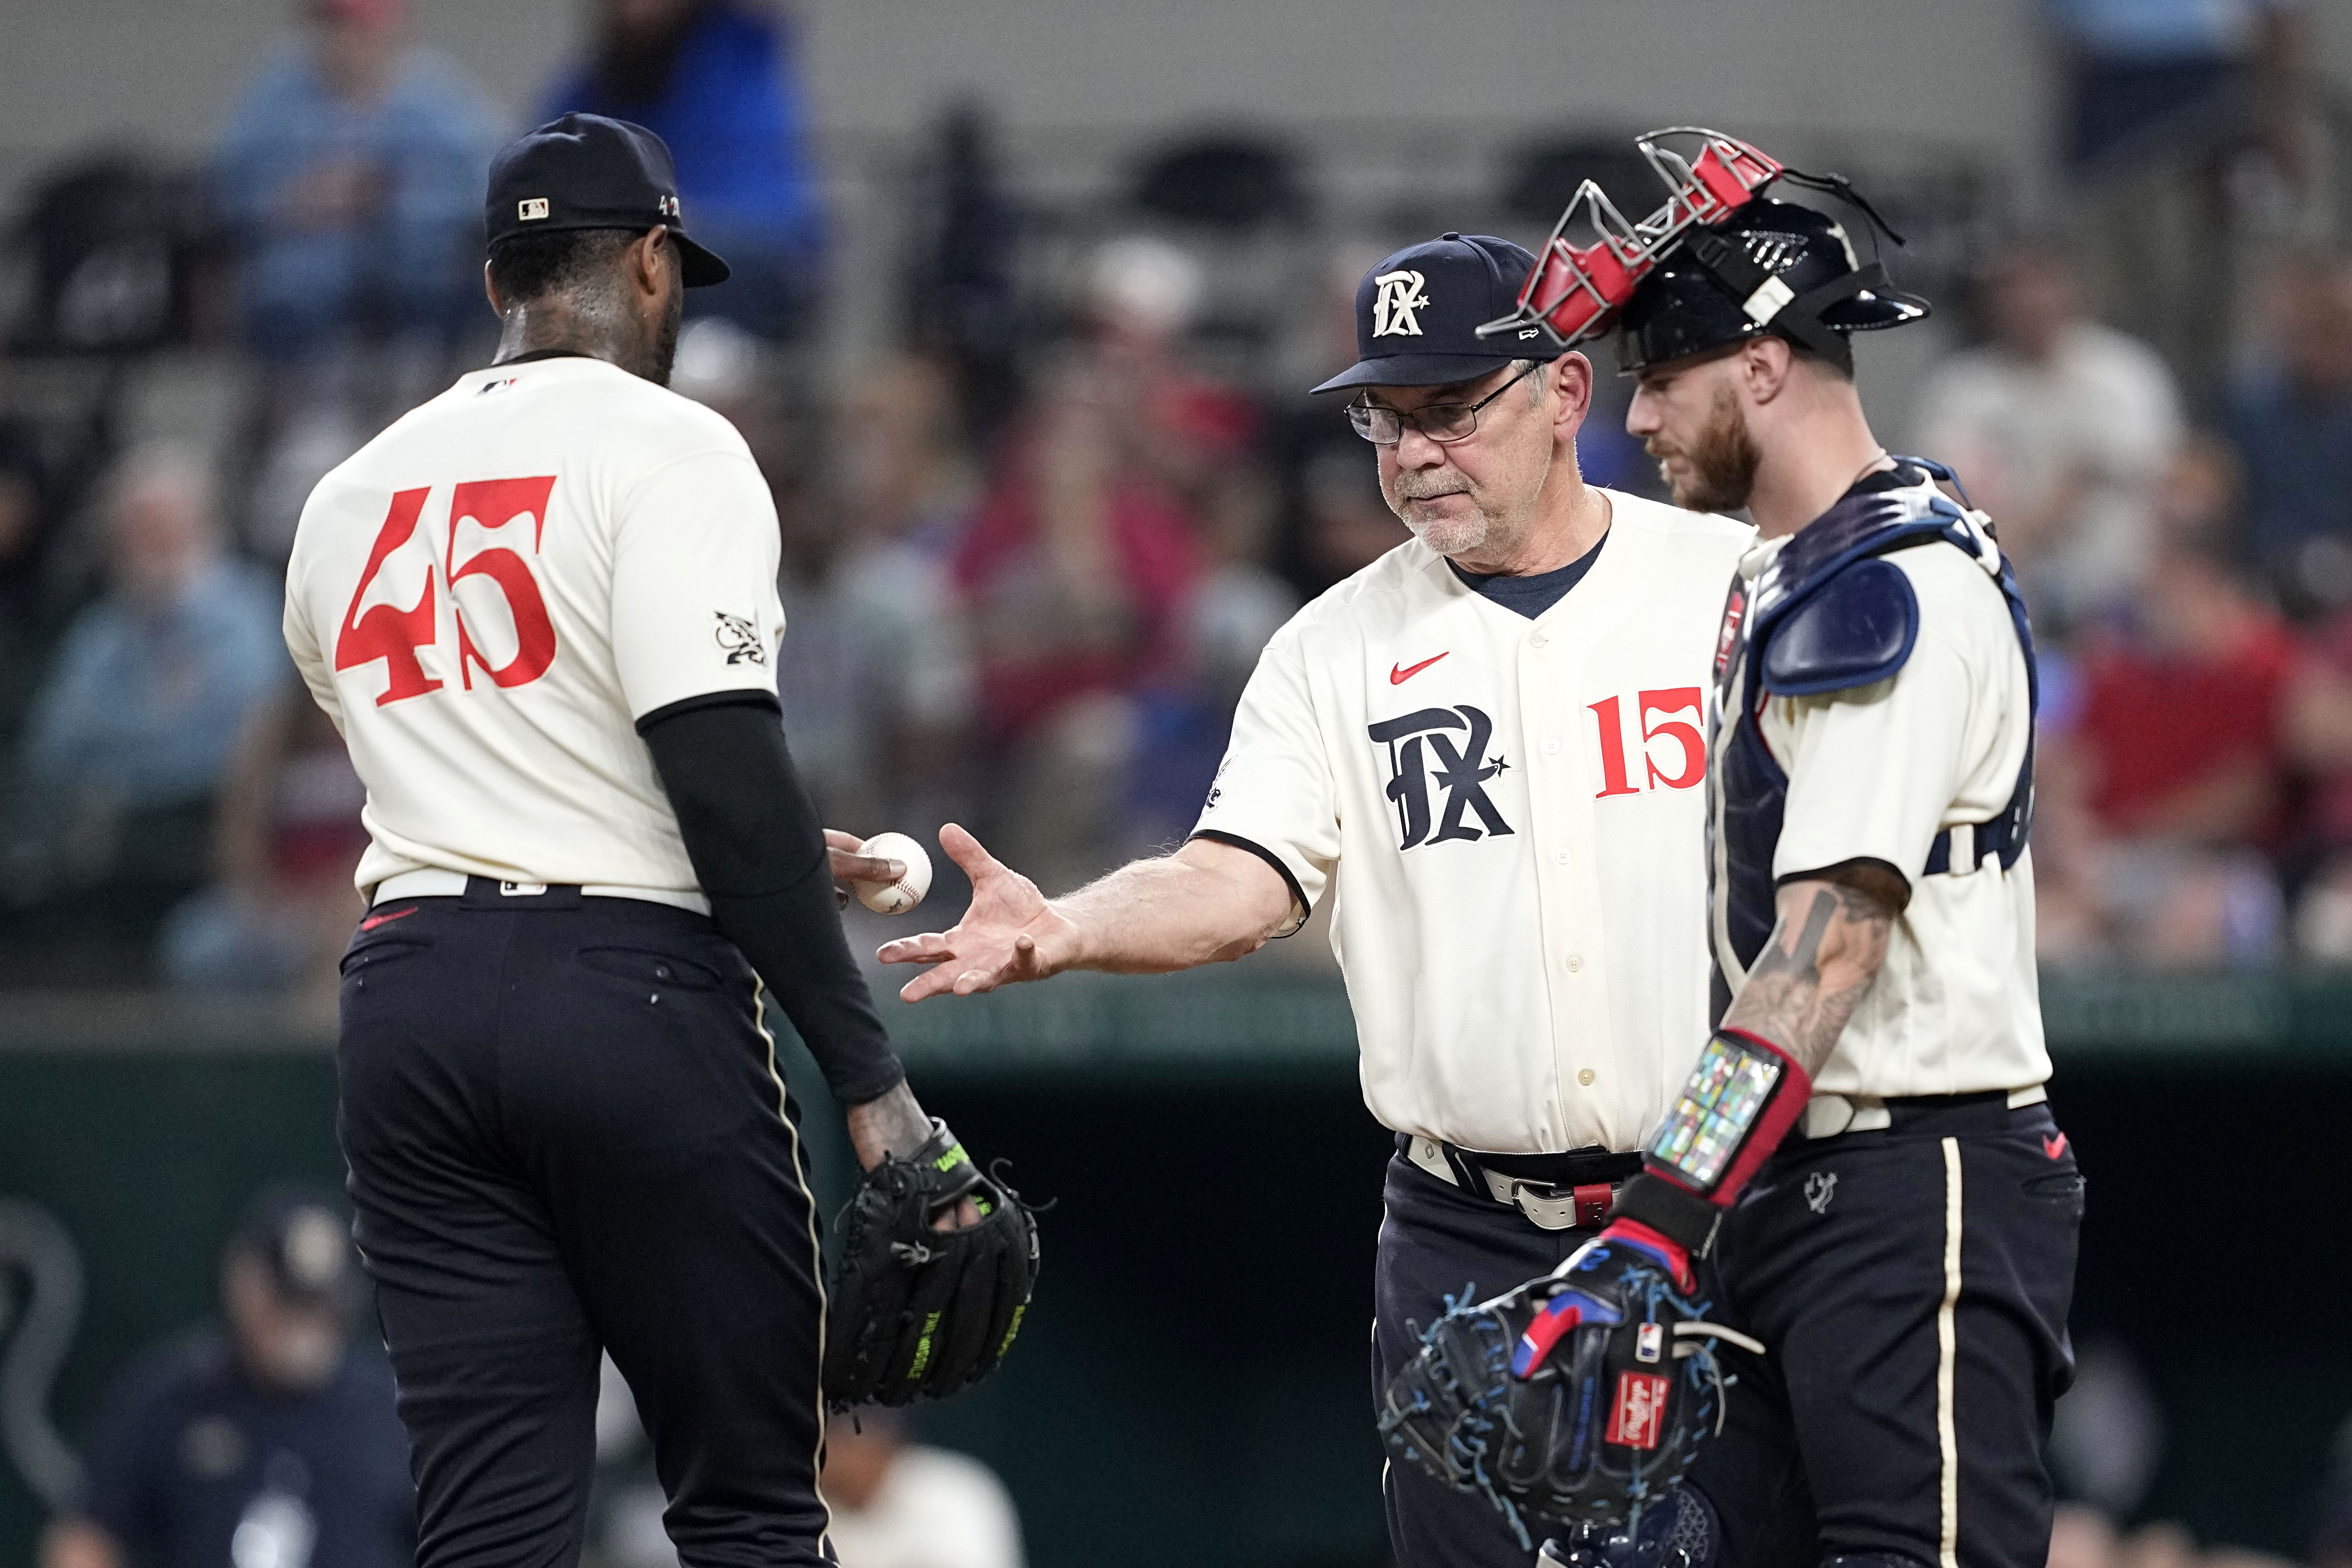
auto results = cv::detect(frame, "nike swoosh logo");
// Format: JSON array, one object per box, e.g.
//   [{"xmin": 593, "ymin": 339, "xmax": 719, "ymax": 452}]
[
  {"xmin": 1390, "ymin": 652, "xmax": 1449, "ymax": 685},
  {"xmin": 359, "ymin": 907, "xmax": 419, "ymax": 932},
  {"xmin": 2043, "ymin": 1132, "xmax": 2068, "ymax": 1160}
]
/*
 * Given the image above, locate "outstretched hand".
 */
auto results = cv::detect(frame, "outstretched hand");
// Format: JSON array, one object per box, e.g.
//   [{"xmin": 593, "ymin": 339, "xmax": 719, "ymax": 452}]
[{"xmin": 875, "ymin": 823, "xmax": 1078, "ymax": 1001}]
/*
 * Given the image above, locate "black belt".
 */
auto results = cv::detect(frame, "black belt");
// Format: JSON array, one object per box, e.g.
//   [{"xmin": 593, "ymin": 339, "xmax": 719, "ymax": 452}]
[{"xmin": 1457, "ymin": 1143, "xmax": 1646, "ymax": 1188}]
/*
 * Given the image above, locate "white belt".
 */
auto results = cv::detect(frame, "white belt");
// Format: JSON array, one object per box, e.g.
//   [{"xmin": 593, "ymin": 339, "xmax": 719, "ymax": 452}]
[
  {"xmin": 1404, "ymin": 1136, "xmax": 1621, "ymax": 1232},
  {"xmin": 368, "ymin": 868, "xmax": 711, "ymax": 916},
  {"xmin": 1800, "ymin": 1083, "xmax": 2048, "ymax": 1140}
]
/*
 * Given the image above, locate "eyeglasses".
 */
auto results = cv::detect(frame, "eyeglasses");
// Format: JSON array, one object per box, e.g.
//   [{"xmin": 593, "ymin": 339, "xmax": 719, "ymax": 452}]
[{"xmin": 1347, "ymin": 360, "xmax": 1543, "ymax": 446}]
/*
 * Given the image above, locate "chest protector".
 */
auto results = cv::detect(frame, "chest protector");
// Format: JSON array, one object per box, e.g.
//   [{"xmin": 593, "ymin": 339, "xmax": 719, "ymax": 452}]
[{"xmin": 1708, "ymin": 460, "xmax": 2037, "ymax": 1007}]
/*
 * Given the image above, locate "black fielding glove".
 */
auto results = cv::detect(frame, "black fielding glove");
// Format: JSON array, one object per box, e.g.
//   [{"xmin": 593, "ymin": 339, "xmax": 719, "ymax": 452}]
[{"xmin": 822, "ymin": 1120, "xmax": 1040, "ymax": 1409}]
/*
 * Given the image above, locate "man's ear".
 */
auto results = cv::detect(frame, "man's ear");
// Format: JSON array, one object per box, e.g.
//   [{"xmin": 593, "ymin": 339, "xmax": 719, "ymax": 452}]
[
  {"xmin": 483, "ymin": 259, "xmax": 505, "ymax": 318},
  {"xmin": 1548, "ymin": 352, "xmax": 1593, "ymax": 443},
  {"xmin": 630, "ymin": 225, "xmax": 672, "ymax": 304},
  {"xmin": 1740, "ymin": 335, "xmax": 1796, "ymax": 406}
]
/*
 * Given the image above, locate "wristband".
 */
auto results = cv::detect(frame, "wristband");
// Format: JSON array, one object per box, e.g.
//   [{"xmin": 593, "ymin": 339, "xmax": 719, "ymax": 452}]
[
  {"xmin": 1645, "ymin": 1027, "xmax": 1812, "ymax": 1207},
  {"xmin": 1608, "ymin": 1175, "xmax": 1724, "ymax": 1260}
]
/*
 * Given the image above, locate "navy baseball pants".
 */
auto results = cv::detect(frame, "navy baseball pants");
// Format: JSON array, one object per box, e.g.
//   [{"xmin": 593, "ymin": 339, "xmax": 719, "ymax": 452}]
[
  {"xmin": 1373, "ymin": 1148, "xmax": 1599, "ymax": 1568},
  {"xmin": 337, "ymin": 881, "xmax": 833, "ymax": 1568},
  {"xmin": 1683, "ymin": 1096, "xmax": 2084, "ymax": 1568}
]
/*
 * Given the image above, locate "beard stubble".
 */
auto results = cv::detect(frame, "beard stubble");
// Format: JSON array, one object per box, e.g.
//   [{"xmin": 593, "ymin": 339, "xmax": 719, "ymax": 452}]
[{"xmin": 1652, "ymin": 384, "xmax": 1762, "ymax": 513}]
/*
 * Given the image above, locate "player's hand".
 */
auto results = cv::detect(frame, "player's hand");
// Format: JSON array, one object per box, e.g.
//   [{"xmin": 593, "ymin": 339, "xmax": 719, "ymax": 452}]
[
  {"xmin": 842, "ymin": 1084, "xmax": 985, "ymax": 1229},
  {"xmin": 875, "ymin": 823, "xmax": 1079, "ymax": 1001},
  {"xmin": 1581, "ymin": 1217, "xmax": 1695, "ymax": 1295},
  {"xmin": 825, "ymin": 829, "xmax": 906, "ymax": 910}
]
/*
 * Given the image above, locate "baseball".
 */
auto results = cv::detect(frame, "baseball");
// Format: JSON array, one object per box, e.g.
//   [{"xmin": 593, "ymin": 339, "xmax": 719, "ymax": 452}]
[{"xmin": 853, "ymin": 832, "xmax": 933, "ymax": 915}]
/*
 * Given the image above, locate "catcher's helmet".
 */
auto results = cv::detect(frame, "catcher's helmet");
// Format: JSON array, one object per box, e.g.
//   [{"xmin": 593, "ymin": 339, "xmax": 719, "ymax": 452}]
[
  {"xmin": 1472, "ymin": 127, "xmax": 1928, "ymax": 376},
  {"xmin": 1617, "ymin": 198, "xmax": 1926, "ymax": 374}
]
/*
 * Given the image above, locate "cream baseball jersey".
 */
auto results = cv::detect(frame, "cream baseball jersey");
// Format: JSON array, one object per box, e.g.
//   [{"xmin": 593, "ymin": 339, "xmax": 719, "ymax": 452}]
[
  {"xmin": 1707, "ymin": 464, "xmax": 2049, "ymax": 1102},
  {"xmin": 283, "ymin": 355, "xmax": 785, "ymax": 898},
  {"xmin": 1195, "ymin": 492, "xmax": 1752, "ymax": 1155}
]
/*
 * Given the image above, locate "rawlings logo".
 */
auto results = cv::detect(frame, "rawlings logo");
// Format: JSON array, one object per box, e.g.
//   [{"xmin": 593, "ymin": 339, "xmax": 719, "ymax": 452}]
[
  {"xmin": 1713, "ymin": 581, "xmax": 1748, "ymax": 685},
  {"xmin": 1606, "ymin": 1371, "xmax": 1671, "ymax": 1449}
]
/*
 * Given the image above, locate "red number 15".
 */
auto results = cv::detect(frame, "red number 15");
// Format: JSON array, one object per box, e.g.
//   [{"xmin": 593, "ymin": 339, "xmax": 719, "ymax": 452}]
[
  {"xmin": 1590, "ymin": 688, "xmax": 1705, "ymax": 798},
  {"xmin": 334, "ymin": 477, "xmax": 557, "ymax": 706}
]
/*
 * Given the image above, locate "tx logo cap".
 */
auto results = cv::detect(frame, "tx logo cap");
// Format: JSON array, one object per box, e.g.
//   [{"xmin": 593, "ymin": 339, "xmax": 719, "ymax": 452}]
[
  {"xmin": 1311, "ymin": 233, "xmax": 1566, "ymax": 395},
  {"xmin": 484, "ymin": 112, "xmax": 731, "ymax": 288}
]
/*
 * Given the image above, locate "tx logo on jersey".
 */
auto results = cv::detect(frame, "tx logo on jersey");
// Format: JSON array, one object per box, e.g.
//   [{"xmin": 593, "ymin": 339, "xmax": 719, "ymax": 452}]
[
  {"xmin": 1368, "ymin": 705, "xmax": 1513, "ymax": 850},
  {"xmin": 713, "ymin": 611, "xmax": 764, "ymax": 665},
  {"xmin": 1370, "ymin": 270, "xmax": 1430, "ymax": 337}
]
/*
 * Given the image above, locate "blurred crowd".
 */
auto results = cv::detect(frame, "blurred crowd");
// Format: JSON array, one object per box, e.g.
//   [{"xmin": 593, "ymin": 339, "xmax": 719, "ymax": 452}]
[
  {"xmin": 2, "ymin": 3, "xmax": 2351, "ymax": 1563},
  {"xmin": 0, "ymin": 0, "xmax": 2348, "ymax": 1005}
]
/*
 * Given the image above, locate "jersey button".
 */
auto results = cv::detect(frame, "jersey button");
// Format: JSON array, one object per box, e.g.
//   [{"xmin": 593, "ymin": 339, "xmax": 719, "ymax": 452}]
[
  {"xmin": 1541, "ymin": 738, "xmax": 1560, "ymax": 756},
  {"xmin": 1529, "ymin": 631, "xmax": 1550, "ymax": 649},
  {"xmin": 1577, "ymin": 1068, "xmax": 1596, "ymax": 1086},
  {"xmin": 1564, "ymin": 953, "xmax": 1583, "ymax": 973},
  {"xmin": 1553, "ymin": 848, "xmax": 1571, "ymax": 866}
]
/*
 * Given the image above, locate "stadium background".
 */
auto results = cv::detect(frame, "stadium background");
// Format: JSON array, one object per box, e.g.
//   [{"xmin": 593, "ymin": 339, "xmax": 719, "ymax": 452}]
[{"xmin": 4, "ymin": 2, "xmax": 2352, "ymax": 1566}]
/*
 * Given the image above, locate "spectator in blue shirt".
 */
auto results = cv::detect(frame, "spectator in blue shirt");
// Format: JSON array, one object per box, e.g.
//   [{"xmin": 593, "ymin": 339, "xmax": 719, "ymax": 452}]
[
  {"xmin": 215, "ymin": 0, "xmax": 503, "ymax": 360},
  {"xmin": 2041, "ymin": 0, "xmax": 2307, "ymax": 175},
  {"xmin": 40, "ymin": 1189, "xmax": 411, "ymax": 1568},
  {"xmin": 21, "ymin": 448, "xmax": 285, "ymax": 820},
  {"xmin": 538, "ymin": 0, "xmax": 824, "ymax": 338},
  {"xmin": 2221, "ymin": 251, "xmax": 2352, "ymax": 613}
]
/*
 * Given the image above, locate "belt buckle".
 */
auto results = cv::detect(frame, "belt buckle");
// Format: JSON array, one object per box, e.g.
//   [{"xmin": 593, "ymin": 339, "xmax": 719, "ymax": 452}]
[{"xmin": 1506, "ymin": 1178, "xmax": 1616, "ymax": 1232}]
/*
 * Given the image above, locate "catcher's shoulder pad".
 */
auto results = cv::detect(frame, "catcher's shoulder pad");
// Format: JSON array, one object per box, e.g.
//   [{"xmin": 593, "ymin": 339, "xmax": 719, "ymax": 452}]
[{"xmin": 1759, "ymin": 555, "xmax": 1918, "ymax": 698}]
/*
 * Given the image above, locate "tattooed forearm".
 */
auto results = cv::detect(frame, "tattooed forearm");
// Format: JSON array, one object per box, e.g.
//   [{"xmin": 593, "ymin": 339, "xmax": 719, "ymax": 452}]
[
  {"xmin": 1742, "ymin": 887, "xmax": 1835, "ymax": 989},
  {"xmin": 1724, "ymin": 862, "xmax": 1902, "ymax": 1075}
]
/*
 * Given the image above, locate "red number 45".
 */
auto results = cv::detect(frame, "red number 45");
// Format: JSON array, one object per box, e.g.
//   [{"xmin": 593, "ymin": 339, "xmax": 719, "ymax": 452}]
[
  {"xmin": 334, "ymin": 477, "xmax": 558, "ymax": 706},
  {"xmin": 1590, "ymin": 688, "xmax": 1705, "ymax": 798}
]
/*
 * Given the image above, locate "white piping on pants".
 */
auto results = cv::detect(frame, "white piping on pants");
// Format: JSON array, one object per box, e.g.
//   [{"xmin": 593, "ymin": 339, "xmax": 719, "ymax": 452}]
[{"xmin": 1937, "ymin": 1135, "xmax": 1964, "ymax": 1568}]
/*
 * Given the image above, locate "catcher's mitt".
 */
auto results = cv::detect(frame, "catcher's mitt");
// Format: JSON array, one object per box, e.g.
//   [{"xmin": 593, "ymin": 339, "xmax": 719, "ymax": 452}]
[
  {"xmin": 822, "ymin": 1119, "xmax": 1039, "ymax": 1410},
  {"xmin": 1377, "ymin": 1236, "xmax": 1760, "ymax": 1546}
]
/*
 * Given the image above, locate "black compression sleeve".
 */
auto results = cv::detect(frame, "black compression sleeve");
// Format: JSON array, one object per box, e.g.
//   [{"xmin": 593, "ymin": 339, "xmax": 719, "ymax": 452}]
[{"xmin": 638, "ymin": 693, "xmax": 906, "ymax": 1104}]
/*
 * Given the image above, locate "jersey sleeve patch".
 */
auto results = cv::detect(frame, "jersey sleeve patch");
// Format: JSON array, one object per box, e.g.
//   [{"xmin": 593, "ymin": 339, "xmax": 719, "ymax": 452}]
[{"xmin": 1759, "ymin": 556, "xmax": 1919, "ymax": 698}]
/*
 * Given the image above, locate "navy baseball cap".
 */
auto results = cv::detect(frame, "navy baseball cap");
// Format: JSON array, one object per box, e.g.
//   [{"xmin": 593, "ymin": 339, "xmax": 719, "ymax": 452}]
[
  {"xmin": 1310, "ymin": 233, "xmax": 1565, "ymax": 395},
  {"xmin": 230, "ymin": 1186, "xmax": 356, "ymax": 1305},
  {"xmin": 485, "ymin": 113, "xmax": 730, "ymax": 288}
]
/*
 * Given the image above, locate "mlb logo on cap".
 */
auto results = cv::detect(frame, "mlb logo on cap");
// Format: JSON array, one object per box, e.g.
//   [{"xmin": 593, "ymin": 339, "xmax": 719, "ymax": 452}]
[
  {"xmin": 1311, "ymin": 232, "xmax": 1568, "ymax": 395},
  {"xmin": 483, "ymin": 112, "xmax": 731, "ymax": 287}
]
